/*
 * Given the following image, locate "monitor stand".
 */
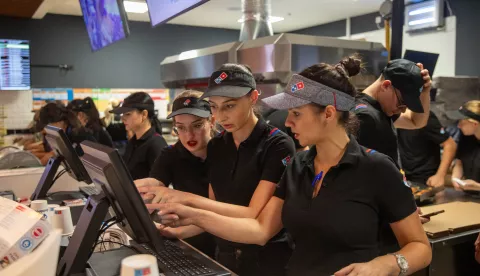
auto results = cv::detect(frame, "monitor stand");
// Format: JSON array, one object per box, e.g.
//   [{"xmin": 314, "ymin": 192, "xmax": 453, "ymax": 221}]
[
  {"xmin": 31, "ymin": 155, "xmax": 64, "ymax": 200},
  {"xmin": 56, "ymin": 184, "xmax": 122, "ymax": 276}
]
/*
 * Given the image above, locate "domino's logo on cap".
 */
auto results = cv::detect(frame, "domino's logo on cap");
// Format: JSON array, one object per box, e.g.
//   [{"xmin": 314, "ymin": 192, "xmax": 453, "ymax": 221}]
[
  {"xmin": 183, "ymin": 99, "xmax": 191, "ymax": 106},
  {"xmin": 291, "ymin": 81, "xmax": 305, "ymax": 93},
  {"xmin": 214, "ymin": 72, "xmax": 228, "ymax": 84}
]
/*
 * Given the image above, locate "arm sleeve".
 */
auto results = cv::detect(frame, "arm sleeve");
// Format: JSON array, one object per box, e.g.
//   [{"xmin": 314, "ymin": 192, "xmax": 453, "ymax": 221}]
[
  {"xmin": 375, "ymin": 156, "xmax": 417, "ymax": 223},
  {"xmin": 149, "ymin": 148, "xmax": 173, "ymax": 185},
  {"xmin": 422, "ymin": 114, "xmax": 449, "ymax": 145},
  {"xmin": 261, "ymin": 136, "xmax": 296, "ymax": 184}
]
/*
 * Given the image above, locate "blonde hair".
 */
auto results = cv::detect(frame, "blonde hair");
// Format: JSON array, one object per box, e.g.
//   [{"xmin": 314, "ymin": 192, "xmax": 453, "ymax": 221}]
[
  {"xmin": 464, "ymin": 100, "xmax": 480, "ymax": 123},
  {"xmin": 172, "ymin": 90, "xmax": 216, "ymax": 137}
]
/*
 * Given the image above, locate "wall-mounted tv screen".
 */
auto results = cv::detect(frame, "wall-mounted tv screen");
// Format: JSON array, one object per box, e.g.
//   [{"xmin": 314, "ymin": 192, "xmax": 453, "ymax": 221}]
[
  {"xmin": 79, "ymin": 0, "xmax": 130, "ymax": 51},
  {"xmin": 146, "ymin": 0, "xmax": 210, "ymax": 28},
  {"xmin": 0, "ymin": 39, "xmax": 31, "ymax": 90}
]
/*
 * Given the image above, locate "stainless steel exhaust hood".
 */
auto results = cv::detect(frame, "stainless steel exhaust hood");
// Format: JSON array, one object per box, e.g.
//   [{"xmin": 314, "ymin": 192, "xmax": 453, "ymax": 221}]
[{"xmin": 160, "ymin": 33, "xmax": 388, "ymax": 92}]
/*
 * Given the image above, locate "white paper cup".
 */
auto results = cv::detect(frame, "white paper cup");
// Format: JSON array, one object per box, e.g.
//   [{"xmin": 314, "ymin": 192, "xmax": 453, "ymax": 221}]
[
  {"xmin": 45, "ymin": 204, "xmax": 60, "ymax": 223},
  {"xmin": 52, "ymin": 206, "xmax": 74, "ymax": 235},
  {"xmin": 121, "ymin": 254, "xmax": 159, "ymax": 276},
  {"xmin": 30, "ymin": 200, "xmax": 49, "ymax": 220}
]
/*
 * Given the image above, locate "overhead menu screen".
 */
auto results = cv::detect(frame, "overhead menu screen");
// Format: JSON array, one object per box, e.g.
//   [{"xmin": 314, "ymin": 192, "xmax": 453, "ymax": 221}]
[{"xmin": 0, "ymin": 39, "xmax": 31, "ymax": 90}]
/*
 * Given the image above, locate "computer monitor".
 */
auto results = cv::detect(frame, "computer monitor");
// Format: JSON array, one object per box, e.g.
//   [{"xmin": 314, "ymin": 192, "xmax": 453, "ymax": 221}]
[
  {"xmin": 146, "ymin": 0, "xmax": 210, "ymax": 27},
  {"xmin": 57, "ymin": 141, "xmax": 230, "ymax": 276},
  {"xmin": 404, "ymin": 49, "xmax": 439, "ymax": 77},
  {"xmin": 79, "ymin": 0, "xmax": 130, "ymax": 51},
  {"xmin": 30, "ymin": 125, "xmax": 93, "ymax": 200},
  {"xmin": 0, "ymin": 39, "xmax": 31, "ymax": 90}
]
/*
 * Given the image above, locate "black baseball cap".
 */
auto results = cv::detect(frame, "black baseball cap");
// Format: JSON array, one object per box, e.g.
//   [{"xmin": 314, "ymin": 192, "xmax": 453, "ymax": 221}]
[
  {"xmin": 201, "ymin": 68, "xmax": 256, "ymax": 99},
  {"xmin": 166, "ymin": 97, "xmax": 211, "ymax": 119},
  {"xmin": 383, "ymin": 59, "xmax": 425, "ymax": 113},
  {"xmin": 446, "ymin": 104, "xmax": 480, "ymax": 122},
  {"xmin": 34, "ymin": 102, "xmax": 67, "ymax": 132},
  {"xmin": 67, "ymin": 98, "xmax": 93, "ymax": 112},
  {"xmin": 110, "ymin": 92, "xmax": 154, "ymax": 115}
]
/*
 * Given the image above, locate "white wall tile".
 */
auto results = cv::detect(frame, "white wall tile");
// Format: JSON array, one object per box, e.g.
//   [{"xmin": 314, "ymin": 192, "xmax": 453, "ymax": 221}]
[{"xmin": 0, "ymin": 90, "xmax": 34, "ymax": 130}]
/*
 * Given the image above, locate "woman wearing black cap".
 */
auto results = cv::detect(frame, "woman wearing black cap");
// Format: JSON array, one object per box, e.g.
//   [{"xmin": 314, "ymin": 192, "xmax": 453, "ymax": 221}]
[
  {"xmin": 142, "ymin": 64, "xmax": 296, "ymax": 275},
  {"xmin": 448, "ymin": 100, "xmax": 480, "ymax": 192},
  {"xmin": 67, "ymin": 97, "xmax": 114, "ymax": 147},
  {"xmin": 110, "ymin": 92, "xmax": 167, "ymax": 180},
  {"xmin": 32, "ymin": 102, "xmax": 97, "ymax": 164},
  {"xmin": 135, "ymin": 90, "xmax": 216, "ymax": 256},
  {"xmin": 150, "ymin": 57, "xmax": 432, "ymax": 276}
]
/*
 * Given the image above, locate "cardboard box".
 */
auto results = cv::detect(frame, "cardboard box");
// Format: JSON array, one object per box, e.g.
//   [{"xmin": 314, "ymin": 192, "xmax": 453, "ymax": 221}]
[
  {"xmin": 0, "ymin": 197, "xmax": 51, "ymax": 270},
  {"xmin": 422, "ymin": 202, "xmax": 480, "ymax": 238}
]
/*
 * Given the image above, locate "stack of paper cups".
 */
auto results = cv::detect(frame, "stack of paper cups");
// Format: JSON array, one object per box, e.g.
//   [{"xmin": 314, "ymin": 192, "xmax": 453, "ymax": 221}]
[
  {"xmin": 51, "ymin": 206, "xmax": 74, "ymax": 236},
  {"xmin": 30, "ymin": 200, "xmax": 49, "ymax": 220},
  {"xmin": 121, "ymin": 255, "xmax": 159, "ymax": 276}
]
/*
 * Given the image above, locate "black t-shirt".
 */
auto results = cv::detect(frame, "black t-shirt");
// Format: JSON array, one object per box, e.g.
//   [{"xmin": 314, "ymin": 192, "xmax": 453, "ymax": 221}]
[
  {"xmin": 123, "ymin": 127, "xmax": 167, "ymax": 180},
  {"xmin": 457, "ymin": 134, "xmax": 480, "ymax": 182},
  {"xmin": 149, "ymin": 141, "xmax": 209, "ymax": 198},
  {"xmin": 274, "ymin": 137, "xmax": 417, "ymax": 276},
  {"xmin": 353, "ymin": 93, "xmax": 400, "ymax": 165},
  {"xmin": 398, "ymin": 112, "xmax": 450, "ymax": 183},
  {"xmin": 207, "ymin": 118, "xmax": 295, "ymax": 250}
]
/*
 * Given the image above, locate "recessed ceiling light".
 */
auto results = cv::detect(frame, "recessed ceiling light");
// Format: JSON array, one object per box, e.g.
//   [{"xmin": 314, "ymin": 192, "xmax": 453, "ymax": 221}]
[
  {"xmin": 124, "ymin": 1, "xmax": 148, "ymax": 14},
  {"xmin": 237, "ymin": 16, "xmax": 284, "ymax": 23}
]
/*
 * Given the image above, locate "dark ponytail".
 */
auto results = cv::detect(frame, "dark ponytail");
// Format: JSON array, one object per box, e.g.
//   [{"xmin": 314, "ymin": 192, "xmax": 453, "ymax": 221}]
[
  {"xmin": 299, "ymin": 54, "xmax": 362, "ymax": 135},
  {"xmin": 39, "ymin": 102, "xmax": 91, "ymax": 135},
  {"xmin": 149, "ymin": 112, "xmax": 163, "ymax": 135}
]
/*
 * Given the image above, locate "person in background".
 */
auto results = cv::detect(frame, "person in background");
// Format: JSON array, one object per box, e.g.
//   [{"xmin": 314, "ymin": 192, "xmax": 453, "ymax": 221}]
[
  {"xmin": 150, "ymin": 57, "xmax": 432, "ymax": 276},
  {"xmin": 110, "ymin": 92, "xmax": 167, "ymax": 180},
  {"xmin": 67, "ymin": 97, "xmax": 114, "ymax": 147},
  {"xmin": 448, "ymin": 100, "xmax": 480, "ymax": 191},
  {"xmin": 32, "ymin": 102, "xmax": 97, "ymax": 165},
  {"xmin": 135, "ymin": 90, "xmax": 216, "ymax": 257},
  {"xmin": 354, "ymin": 59, "xmax": 431, "ymax": 165},
  {"xmin": 398, "ymin": 111, "xmax": 457, "ymax": 187},
  {"xmin": 264, "ymin": 108, "xmax": 309, "ymax": 152},
  {"xmin": 140, "ymin": 63, "xmax": 295, "ymax": 275}
]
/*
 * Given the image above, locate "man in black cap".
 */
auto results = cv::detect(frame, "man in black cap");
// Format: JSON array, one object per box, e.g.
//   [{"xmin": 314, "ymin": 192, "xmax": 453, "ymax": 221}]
[{"xmin": 354, "ymin": 59, "xmax": 432, "ymax": 165}]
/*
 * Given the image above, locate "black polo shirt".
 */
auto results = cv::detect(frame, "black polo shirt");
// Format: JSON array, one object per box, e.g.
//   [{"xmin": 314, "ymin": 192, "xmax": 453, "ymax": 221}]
[
  {"xmin": 354, "ymin": 93, "xmax": 400, "ymax": 165},
  {"xmin": 208, "ymin": 118, "xmax": 295, "ymax": 249},
  {"xmin": 398, "ymin": 112, "xmax": 450, "ymax": 183},
  {"xmin": 457, "ymin": 134, "xmax": 480, "ymax": 182},
  {"xmin": 149, "ymin": 141, "xmax": 209, "ymax": 198},
  {"xmin": 274, "ymin": 137, "xmax": 416, "ymax": 276},
  {"xmin": 123, "ymin": 127, "xmax": 167, "ymax": 180}
]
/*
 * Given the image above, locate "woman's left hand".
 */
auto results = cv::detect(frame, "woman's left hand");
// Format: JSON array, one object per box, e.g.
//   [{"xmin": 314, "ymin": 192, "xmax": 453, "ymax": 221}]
[
  {"xmin": 146, "ymin": 202, "xmax": 199, "ymax": 228},
  {"xmin": 459, "ymin": 179, "xmax": 480, "ymax": 192},
  {"xmin": 334, "ymin": 256, "xmax": 398, "ymax": 276}
]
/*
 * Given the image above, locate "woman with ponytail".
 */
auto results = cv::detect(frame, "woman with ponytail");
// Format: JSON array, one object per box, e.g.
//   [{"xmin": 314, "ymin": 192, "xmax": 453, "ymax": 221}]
[
  {"xmin": 110, "ymin": 92, "xmax": 167, "ymax": 180},
  {"xmin": 67, "ymin": 97, "xmax": 114, "ymax": 147}
]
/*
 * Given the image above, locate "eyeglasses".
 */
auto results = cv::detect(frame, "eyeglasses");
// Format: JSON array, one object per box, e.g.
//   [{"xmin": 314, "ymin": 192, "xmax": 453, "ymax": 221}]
[{"xmin": 173, "ymin": 121, "xmax": 207, "ymax": 135}]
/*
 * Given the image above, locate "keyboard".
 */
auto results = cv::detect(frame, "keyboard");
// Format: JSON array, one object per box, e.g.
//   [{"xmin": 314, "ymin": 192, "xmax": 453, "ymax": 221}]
[
  {"xmin": 79, "ymin": 186, "xmax": 100, "ymax": 196},
  {"xmin": 140, "ymin": 240, "xmax": 216, "ymax": 276}
]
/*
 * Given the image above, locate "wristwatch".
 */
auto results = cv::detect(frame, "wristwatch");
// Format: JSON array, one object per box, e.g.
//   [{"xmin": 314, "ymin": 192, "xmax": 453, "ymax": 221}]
[{"xmin": 389, "ymin": 253, "xmax": 408, "ymax": 276}]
